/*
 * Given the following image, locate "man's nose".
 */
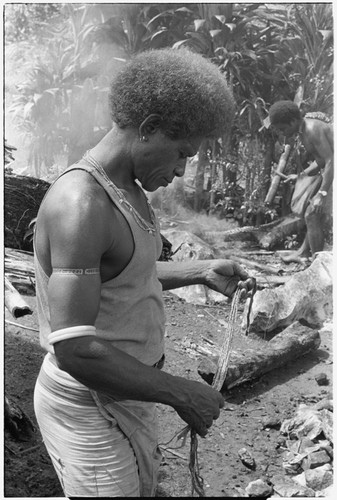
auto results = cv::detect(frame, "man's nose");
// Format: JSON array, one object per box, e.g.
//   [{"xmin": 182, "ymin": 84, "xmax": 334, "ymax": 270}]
[{"xmin": 175, "ymin": 160, "xmax": 187, "ymax": 177}]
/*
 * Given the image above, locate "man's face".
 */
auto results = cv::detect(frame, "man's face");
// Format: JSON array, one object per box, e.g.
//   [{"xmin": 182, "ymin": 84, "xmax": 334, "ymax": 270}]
[
  {"xmin": 135, "ymin": 131, "xmax": 203, "ymax": 192},
  {"xmin": 272, "ymin": 119, "xmax": 299, "ymax": 139}
]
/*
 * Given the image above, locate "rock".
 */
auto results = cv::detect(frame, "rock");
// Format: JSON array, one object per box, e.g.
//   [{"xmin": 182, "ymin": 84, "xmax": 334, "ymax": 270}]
[
  {"xmin": 161, "ymin": 229, "xmax": 215, "ymax": 260},
  {"xmin": 315, "ymin": 372, "xmax": 329, "ymax": 386},
  {"xmin": 304, "ymin": 465, "xmax": 333, "ymax": 490},
  {"xmin": 313, "ymin": 399, "xmax": 333, "ymax": 411},
  {"xmin": 238, "ymin": 448, "xmax": 256, "ymax": 470},
  {"xmin": 160, "ymin": 229, "xmax": 227, "ymax": 304},
  {"xmin": 275, "ymin": 436, "xmax": 287, "ymax": 449},
  {"xmin": 261, "ymin": 417, "xmax": 282, "ymax": 430},
  {"xmin": 280, "ymin": 404, "xmax": 332, "ymax": 443},
  {"xmin": 271, "ymin": 474, "xmax": 315, "ymax": 497},
  {"xmin": 282, "ymin": 449, "xmax": 305, "ymax": 475},
  {"xmin": 316, "ymin": 440, "xmax": 333, "ymax": 460},
  {"xmin": 243, "ymin": 252, "xmax": 333, "ymax": 333},
  {"xmin": 316, "ymin": 483, "xmax": 334, "ymax": 497},
  {"xmin": 245, "ymin": 479, "xmax": 273, "ymax": 497},
  {"xmin": 291, "ymin": 471, "xmax": 307, "ymax": 488},
  {"xmin": 292, "ymin": 465, "xmax": 333, "ymax": 492},
  {"xmin": 301, "ymin": 450, "xmax": 331, "ymax": 470},
  {"xmin": 320, "ymin": 408, "xmax": 333, "ymax": 443},
  {"xmin": 297, "ymin": 437, "xmax": 317, "ymax": 454}
]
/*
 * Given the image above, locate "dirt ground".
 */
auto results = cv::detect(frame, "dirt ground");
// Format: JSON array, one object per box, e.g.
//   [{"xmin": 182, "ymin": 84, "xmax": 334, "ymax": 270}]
[{"xmin": 4, "ymin": 273, "xmax": 333, "ymax": 498}]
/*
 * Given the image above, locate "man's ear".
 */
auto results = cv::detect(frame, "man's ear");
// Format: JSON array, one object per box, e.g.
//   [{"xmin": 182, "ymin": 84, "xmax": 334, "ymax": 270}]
[{"xmin": 139, "ymin": 114, "xmax": 162, "ymax": 140}]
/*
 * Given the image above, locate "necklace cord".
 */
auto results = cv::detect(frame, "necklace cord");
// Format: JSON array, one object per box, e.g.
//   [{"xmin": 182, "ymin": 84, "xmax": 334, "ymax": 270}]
[{"xmin": 83, "ymin": 151, "xmax": 157, "ymax": 235}]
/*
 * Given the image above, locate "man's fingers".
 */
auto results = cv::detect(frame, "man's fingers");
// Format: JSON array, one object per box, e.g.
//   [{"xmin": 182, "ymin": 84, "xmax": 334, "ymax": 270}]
[{"xmin": 233, "ymin": 263, "xmax": 249, "ymax": 281}]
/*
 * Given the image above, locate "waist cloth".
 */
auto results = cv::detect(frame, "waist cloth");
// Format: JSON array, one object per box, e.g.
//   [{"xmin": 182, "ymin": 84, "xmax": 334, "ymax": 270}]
[{"xmin": 34, "ymin": 353, "xmax": 164, "ymax": 497}]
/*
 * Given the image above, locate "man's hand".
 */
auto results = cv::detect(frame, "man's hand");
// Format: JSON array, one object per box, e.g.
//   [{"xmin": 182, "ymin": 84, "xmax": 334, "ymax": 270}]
[
  {"xmin": 172, "ymin": 378, "xmax": 224, "ymax": 437},
  {"xmin": 283, "ymin": 173, "xmax": 298, "ymax": 184},
  {"xmin": 310, "ymin": 192, "xmax": 325, "ymax": 213},
  {"xmin": 204, "ymin": 259, "xmax": 254, "ymax": 298}
]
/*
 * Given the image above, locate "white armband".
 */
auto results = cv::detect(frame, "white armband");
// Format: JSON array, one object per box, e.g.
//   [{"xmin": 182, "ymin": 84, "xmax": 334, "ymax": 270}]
[{"xmin": 49, "ymin": 325, "xmax": 97, "ymax": 345}]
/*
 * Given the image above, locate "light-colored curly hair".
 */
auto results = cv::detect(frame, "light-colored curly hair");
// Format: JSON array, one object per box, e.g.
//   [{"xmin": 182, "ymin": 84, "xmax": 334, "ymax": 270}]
[{"xmin": 109, "ymin": 48, "xmax": 235, "ymax": 139}]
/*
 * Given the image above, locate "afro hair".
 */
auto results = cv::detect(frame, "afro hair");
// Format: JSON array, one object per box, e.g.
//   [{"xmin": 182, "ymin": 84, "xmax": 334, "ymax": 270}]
[
  {"xmin": 109, "ymin": 48, "xmax": 235, "ymax": 140},
  {"xmin": 269, "ymin": 100, "xmax": 301, "ymax": 125}
]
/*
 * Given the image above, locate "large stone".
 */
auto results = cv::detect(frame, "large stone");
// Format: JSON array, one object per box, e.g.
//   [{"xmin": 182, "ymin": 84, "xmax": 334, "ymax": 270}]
[
  {"xmin": 161, "ymin": 229, "xmax": 226, "ymax": 304},
  {"xmin": 302, "ymin": 450, "xmax": 331, "ymax": 470},
  {"xmin": 280, "ymin": 405, "xmax": 333, "ymax": 444},
  {"xmin": 293, "ymin": 465, "xmax": 333, "ymax": 491},
  {"xmin": 271, "ymin": 474, "xmax": 315, "ymax": 497},
  {"xmin": 245, "ymin": 479, "xmax": 273, "ymax": 497},
  {"xmin": 243, "ymin": 252, "xmax": 333, "ymax": 333}
]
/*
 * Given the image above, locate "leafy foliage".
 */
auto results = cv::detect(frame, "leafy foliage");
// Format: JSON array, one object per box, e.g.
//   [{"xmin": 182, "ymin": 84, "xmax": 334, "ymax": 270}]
[
  {"xmin": 5, "ymin": 2, "xmax": 334, "ymax": 225},
  {"xmin": 7, "ymin": 5, "xmax": 111, "ymax": 177},
  {"xmin": 4, "ymin": 4, "xmax": 63, "ymax": 43}
]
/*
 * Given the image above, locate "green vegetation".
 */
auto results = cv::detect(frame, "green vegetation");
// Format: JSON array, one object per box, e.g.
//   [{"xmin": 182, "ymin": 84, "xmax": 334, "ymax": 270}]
[{"xmin": 5, "ymin": 3, "xmax": 333, "ymax": 223}]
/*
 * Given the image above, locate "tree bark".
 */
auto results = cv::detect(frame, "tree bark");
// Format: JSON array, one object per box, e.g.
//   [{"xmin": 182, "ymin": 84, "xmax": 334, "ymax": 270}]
[
  {"xmin": 204, "ymin": 215, "xmax": 305, "ymax": 250},
  {"xmin": 194, "ymin": 140, "xmax": 208, "ymax": 212},
  {"xmin": 4, "ymin": 277, "xmax": 33, "ymax": 318},
  {"xmin": 265, "ymin": 144, "xmax": 292, "ymax": 204},
  {"xmin": 198, "ymin": 322, "xmax": 320, "ymax": 391}
]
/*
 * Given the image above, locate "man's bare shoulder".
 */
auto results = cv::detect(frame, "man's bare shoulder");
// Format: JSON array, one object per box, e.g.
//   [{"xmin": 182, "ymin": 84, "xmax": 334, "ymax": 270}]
[
  {"xmin": 43, "ymin": 169, "xmax": 110, "ymax": 219},
  {"xmin": 37, "ymin": 169, "xmax": 117, "ymax": 253},
  {"xmin": 304, "ymin": 117, "xmax": 333, "ymax": 143}
]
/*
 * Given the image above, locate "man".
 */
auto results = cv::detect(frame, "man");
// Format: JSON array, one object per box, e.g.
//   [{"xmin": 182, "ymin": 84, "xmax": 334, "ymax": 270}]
[
  {"xmin": 269, "ymin": 100, "xmax": 333, "ymax": 263},
  {"xmin": 33, "ymin": 48, "xmax": 253, "ymax": 497}
]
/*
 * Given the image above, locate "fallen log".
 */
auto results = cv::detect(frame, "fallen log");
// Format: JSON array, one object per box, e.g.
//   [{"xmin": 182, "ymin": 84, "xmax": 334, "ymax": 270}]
[
  {"xmin": 198, "ymin": 322, "xmax": 321, "ymax": 391},
  {"xmin": 4, "ymin": 277, "xmax": 33, "ymax": 318},
  {"xmin": 5, "ymin": 248, "xmax": 36, "ymax": 294},
  {"xmin": 220, "ymin": 252, "xmax": 282, "ymax": 275},
  {"xmin": 258, "ymin": 216, "xmax": 305, "ymax": 250},
  {"xmin": 203, "ymin": 215, "xmax": 305, "ymax": 250}
]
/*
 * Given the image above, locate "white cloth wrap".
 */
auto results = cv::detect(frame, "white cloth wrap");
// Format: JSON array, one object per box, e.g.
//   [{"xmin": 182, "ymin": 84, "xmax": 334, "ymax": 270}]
[{"xmin": 34, "ymin": 353, "xmax": 141, "ymax": 497}]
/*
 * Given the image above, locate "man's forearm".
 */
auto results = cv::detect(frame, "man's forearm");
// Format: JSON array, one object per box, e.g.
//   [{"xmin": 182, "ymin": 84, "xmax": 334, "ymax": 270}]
[
  {"xmin": 156, "ymin": 260, "xmax": 209, "ymax": 291},
  {"xmin": 319, "ymin": 159, "xmax": 334, "ymax": 193},
  {"xmin": 55, "ymin": 336, "xmax": 190, "ymax": 407},
  {"xmin": 303, "ymin": 161, "xmax": 320, "ymax": 176}
]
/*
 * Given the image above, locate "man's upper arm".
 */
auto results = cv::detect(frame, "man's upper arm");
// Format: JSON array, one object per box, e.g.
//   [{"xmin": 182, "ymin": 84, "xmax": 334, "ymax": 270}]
[
  {"xmin": 45, "ymin": 190, "xmax": 112, "ymax": 332},
  {"xmin": 312, "ymin": 126, "xmax": 333, "ymax": 165}
]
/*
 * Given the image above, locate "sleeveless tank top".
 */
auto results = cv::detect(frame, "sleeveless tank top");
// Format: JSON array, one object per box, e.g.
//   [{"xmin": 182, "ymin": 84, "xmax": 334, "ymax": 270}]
[{"xmin": 34, "ymin": 162, "xmax": 165, "ymax": 366}]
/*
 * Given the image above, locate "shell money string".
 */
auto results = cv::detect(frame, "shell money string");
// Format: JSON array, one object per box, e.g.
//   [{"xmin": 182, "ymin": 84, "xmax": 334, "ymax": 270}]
[
  {"xmin": 190, "ymin": 287, "xmax": 242, "ymax": 497},
  {"xmin": 160, "ymin": 287, "xmax": 243, "ymax": 497},
  {"xmin": 83, "ymin": 150, "xmax": 157, "ymax": 236}
]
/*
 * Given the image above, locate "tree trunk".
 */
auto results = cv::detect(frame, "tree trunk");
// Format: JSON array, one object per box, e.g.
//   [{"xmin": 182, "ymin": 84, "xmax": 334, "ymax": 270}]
[
  {"xmin": 203, "ymin": 215, "xmax": 305, "ymax": 250},
  {"xmin": 4, "ymin": 277, "xmax": 33, "ymax": 318},
  {"xmin": 265, "ymin": 143, "xmax": 292, "ymax": 204},
  {"xmin": 261, "ymin": 133, "xmax": 274, "ymax": 201},
  {"xmin": 194, "ymin": 140, "xmax": 208, "ymax": 212},
  {"xmin": 198, "ymin": 322, "xmax": 320, "ymax": 391}
]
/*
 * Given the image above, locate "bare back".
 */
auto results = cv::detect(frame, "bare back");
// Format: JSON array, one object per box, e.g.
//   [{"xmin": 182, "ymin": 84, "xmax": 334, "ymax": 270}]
[{"xmin": 302, "ymin": 118, "xmax": 333, "ymax": 170}]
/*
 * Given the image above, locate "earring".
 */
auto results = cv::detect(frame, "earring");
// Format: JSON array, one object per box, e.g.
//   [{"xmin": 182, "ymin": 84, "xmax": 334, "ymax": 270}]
[{"xmin": 140, "ymin": 135, "xmax": 148, "ymax": 143}]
